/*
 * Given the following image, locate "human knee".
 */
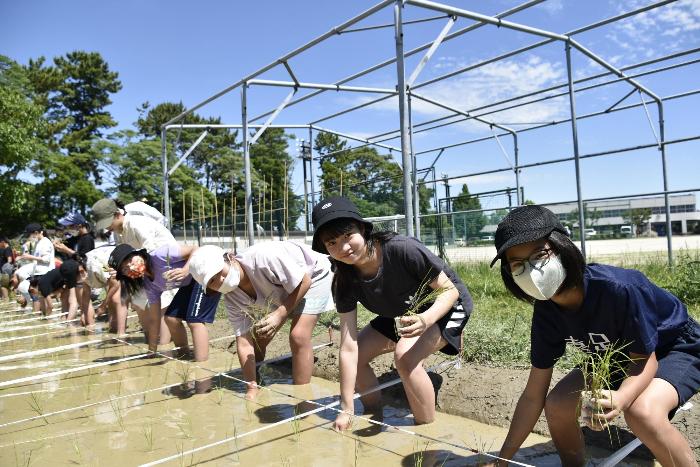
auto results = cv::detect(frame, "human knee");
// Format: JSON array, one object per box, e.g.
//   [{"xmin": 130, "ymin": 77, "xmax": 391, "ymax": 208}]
[
  {"xmin": 393, "ymin": 346, "xmax": 421, "ymax": 376},
  {"xmin": 289, "ymin": 326, "xmax": 311, "ymax": 351},
  {"xmin": 544, "ymin": 388, "xmax": 578, "ymax": 423},
  {"xmin": 624, "ymin": 397, "xmax": 664, "ymax": 434}
]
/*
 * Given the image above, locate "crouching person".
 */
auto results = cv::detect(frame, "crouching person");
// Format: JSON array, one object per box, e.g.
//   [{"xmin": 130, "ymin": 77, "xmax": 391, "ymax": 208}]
[
  {"xmin": 35, "ymin": 259, "xmax": 85, "ymax": 323},
  {"xmin": 187, "ymin": 243, "xmax": 333, "ymax": 399},
  {"xmin": 109, "ymin": 243, "xmax": 220, "ymax": 361}
]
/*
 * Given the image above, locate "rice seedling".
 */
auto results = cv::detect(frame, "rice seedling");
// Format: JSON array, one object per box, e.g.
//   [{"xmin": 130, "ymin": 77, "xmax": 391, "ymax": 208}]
[
  {"xmin": 211, "ymin": 386, "xmax": 226, "ymax": 406},
  {"xmin": 84, "ymin": 368, "xmax": 96, "ymax": 400},
  {"xmin": 142, "ymin": 422, "xmax": 155, "ymax": 452},
  {"xmin": 412, "ymin": 440, "xmax": 429, "ymax": 467},
  {"xmin": 71, "ymin": 436, "xmax": 84, "ymax": 465},
  {"xmin": 280, "ymin": 456, "xmax": 292, "ymax": 467},
  {"xmin": 290, "ymin": 405, "xmax": 301, "ymax": 443},
  {"xmin": 14, "ymin": 443, "xmax": 37, "ymax": 467},
  {"xmin": 395, "ymin": 269, "xmax": 453, "ymax": 335},
  {"xmin": 175, "ymin": 362, "xmax": 192, "ymax": 387},
  {"xmin": 162, "ymin": 366, "xmax": 170, "ymax": 384},
  {"xmin": 177, "ymin": 415, "xmax": 194, "ymax": 439},
  {"xmin": 26, "ymin": 392, "xmax": 49, "ymax": 425},
  {"xmin": 230, "ymin": 416, "xmax": 240, "ymax": 462},
  {"xmin": 109, "ymin": 397, "xmax": 125, "ymax": 431},
  {"xmin": 176, "ymin": 442, "xmax": 185, "ymax": 467},
  {"xmin": 570, "ymin": 342, "xmax": 633, "ymax": 436}
]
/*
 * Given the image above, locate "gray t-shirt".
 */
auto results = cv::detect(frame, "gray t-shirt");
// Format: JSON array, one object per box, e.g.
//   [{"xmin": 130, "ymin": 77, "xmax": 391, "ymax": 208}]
[
  {"xmin": 224, "ymin": 241, "xmax": 330, "ymax": 314},
  {"xmin": 335, "ymin": 235, "xmax": 472, "ymax": 318}
]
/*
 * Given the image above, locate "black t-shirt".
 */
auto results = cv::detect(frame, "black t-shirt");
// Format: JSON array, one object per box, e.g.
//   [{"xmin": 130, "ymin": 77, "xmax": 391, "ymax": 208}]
[
  {"xmin": 334, "ymin": 235, "xmax": 473, "ymax": 318},
  {"xmin": 0, "ymin": 247, "xmax": 12, "ymax": 269},
  {"xmin": 73, "ymin": 234, "xmax": 95, "ymax": 261},
  {"xmin": 530, "ymin": 263, "xmax": 689, "ymax": 369},
  {"xmin": 38, "ymin": 260, "xmax": 79, "ymax": 297}
]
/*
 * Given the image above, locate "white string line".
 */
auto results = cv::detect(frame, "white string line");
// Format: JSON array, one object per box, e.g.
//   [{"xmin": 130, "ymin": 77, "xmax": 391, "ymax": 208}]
[
  {"xmin": 0, "ymin": 374, "xmax": 148, "ymax": 399},
  {"xmin": 639, "ymin": 90, "xmax": 661, "ymax": 148},
  {"xmin": 0, "ymin": 325, "xmax": 144, "ymax": 363},
  {"xmin": 0, "ymin": 316, "xmax": 83, "ymax": 333},
  {"xmin": 0, "ymin": 343, "xmax": 330, "ymax": 430},
  {"xmin": 0, "ymin": 314, "xmax": 139, "ymax": 344},
  {"xmin": 0, "ymin": 311, "xmax": 70, "ymax": 326},
  {"xmin": 138, "ymin": 359, "xmax": 454, "ymax": 467},
  {"xmin": 0, "ymin": 307, "xmax": 41, "ymax": 315},
  {"xmin": 0, "ymin": 310, "xmax": 42, "ymax": 319},
  {"xmin": 0, "ymin": 331, "xmax": 241, "ymax": 389},
  {"xmin": 0, "ymin": 352, "xmax": 150, "ymax": 389},
  {"xmin": 491, "ymin": 127, "xmax": 514, "ymax": 168}
]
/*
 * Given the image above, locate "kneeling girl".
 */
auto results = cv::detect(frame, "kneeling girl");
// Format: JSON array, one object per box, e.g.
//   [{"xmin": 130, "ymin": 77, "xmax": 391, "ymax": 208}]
[{"xmin": 311, "ymin": 196, "xmax": 473, "ymax": 431}]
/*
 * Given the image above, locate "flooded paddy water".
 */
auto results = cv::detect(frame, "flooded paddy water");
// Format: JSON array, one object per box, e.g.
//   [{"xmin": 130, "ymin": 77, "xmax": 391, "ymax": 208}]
[{"xmin": 0, "ymin": 302, "xmax": 657, "ymax": 466}]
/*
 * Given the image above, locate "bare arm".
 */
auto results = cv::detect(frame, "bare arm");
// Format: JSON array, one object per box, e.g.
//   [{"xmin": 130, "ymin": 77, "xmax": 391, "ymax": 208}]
[
  {"xmin": 335, "ymin": 310, "xmax": 359, "ymax": 431},
  {"xmin": 497, "ymin": 366, "xmax": 553, "ymax": 463},
  {"xmin": 162, "ymin": 245, "xmax": 199, "ymax": 282},
  {"xmin": 65, "ymin": 288, "xmax": 79, "ymax": 321},
  {"xmin": 147, "ymin": 301, "xmax": 162, "ymax": 352}
]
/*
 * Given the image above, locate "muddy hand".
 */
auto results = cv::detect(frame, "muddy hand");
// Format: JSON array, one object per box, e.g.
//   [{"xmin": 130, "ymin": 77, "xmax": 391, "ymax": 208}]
[
  {"xmin": 333, "ymin": 412, "xmax": 353, "ymax": 431},
  {"xmin": 397, "ymin": 314, "xmax": 427, "ymax": 338},
  {"xmin": 591, "ymin": 389, "xmax": 624, "ymax": 424},
  {"xmin": 256, "ymin": 312, "xmax": 284, "ymax": 338}
]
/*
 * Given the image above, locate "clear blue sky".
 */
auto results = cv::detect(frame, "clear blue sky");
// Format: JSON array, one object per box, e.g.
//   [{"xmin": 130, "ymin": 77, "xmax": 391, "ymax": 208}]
[{"xmin": 3, "ymin": 0, "xmax": 699, "ymax": 212}]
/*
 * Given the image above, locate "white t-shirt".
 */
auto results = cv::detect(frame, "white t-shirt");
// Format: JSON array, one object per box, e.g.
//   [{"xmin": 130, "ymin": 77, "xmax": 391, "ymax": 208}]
[
  {"xmin": 113, "ymin": 214, "xmax": 175, "ymax": 253},
  {"xmin": 85, "ymin": 246, "xmax": 115, "ymax": 289},
  {"xmin": 224, "ymin": 241, "xmax": 330, "ymax": 319},
  {"xmin": 125, "ymin": 201, "xmax": 167, "ymax": 226},
  {"xmin": 31, "ymin": 237, "xmax": 55, "ymax": 276}
]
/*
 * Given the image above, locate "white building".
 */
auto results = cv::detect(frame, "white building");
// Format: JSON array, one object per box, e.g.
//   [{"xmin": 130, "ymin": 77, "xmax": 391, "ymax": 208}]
[{"xmin": 545, "ymin": 194, "xmax": 699, "ymax": 236}]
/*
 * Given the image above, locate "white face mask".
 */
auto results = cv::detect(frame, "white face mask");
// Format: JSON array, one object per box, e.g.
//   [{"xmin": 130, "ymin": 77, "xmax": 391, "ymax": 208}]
[
  {"xmin": 512, "ymin": 253, "xmax": 566, "ymax": 301},
  {"xmin": 216, "ymin": 263, "xmax": 240, "ymax": 294}
]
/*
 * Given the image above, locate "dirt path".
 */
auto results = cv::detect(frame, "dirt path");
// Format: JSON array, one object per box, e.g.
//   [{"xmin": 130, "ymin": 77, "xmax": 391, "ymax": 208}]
[{"xmin": 207, "ymin": 319, "xmax": 700, "ymax": 463}]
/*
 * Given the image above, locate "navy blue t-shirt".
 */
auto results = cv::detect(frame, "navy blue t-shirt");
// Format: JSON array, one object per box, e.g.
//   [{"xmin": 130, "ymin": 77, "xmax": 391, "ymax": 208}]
[
  {"xmin": 334, "ymin": 235, "xmax": 473, "ymax": 318},
  {"xmin": 531, "ymin": 263, "xmax": 689, "ymax": 369}
]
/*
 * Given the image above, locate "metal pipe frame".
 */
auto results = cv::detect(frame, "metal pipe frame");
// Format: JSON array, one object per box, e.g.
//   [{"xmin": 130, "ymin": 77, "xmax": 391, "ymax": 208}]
[
  {"xmin": 395, "ymin": 0, "xmax": 415, "ymax": 236},
  {"xmin": 367, "ymin": 50, "xmax": 700, "ymax": 144},
  {"xmin": 159, "ymin": 0, "xmax": 695, "ymax": 263},
  {"xmin": 168, "ymin": 130, "xmax": 208, "ymax": 176}
]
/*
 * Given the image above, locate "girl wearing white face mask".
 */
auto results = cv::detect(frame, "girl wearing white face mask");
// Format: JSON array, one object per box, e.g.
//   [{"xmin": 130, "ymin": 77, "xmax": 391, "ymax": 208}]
[
  {"xmin": 188, "ymin": 243, "xmax": 333, "ymax": 400},
  {"xmin": 489, "ymin": 205, "xmax": 700, "ymax": 467},
  {"xmin": 109, "ymin": 243, "xmax": 220, "ymax": 362}
]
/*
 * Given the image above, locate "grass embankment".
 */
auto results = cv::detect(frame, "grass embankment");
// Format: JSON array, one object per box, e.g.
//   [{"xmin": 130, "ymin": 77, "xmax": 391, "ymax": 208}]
[{"xmin": 215, "ymin": 252, "xmax": 700, "ymax": 371}]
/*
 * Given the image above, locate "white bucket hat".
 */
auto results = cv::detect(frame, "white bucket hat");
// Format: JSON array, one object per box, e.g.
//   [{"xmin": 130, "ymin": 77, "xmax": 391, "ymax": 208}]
[{"xmin": 189, "ymin": 245, "xmax": 227, "ymax": 289}]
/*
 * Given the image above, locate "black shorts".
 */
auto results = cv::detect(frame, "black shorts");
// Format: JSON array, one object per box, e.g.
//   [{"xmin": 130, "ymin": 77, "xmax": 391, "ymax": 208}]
[
  {"xmin": 369, "ymin": 301, "xmax": 470, "ymax": 356},
  {"xmin": 656, "ymin": 316, "xmax": 700, "ymax": 410},
  {"xmin": 165, "ymin": 281, "xmax": 221, "ymax": 324}
]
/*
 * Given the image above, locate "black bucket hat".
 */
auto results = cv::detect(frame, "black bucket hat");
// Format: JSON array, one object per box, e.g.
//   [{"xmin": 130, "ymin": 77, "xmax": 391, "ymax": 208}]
[
  {"xmin": 108, "ymin": 244, "xmax": 146, "ymax": 273},
  {"xmin": 311, "ymin": 196, "xmax": 373, "ymax": 254},
  {"xmin": 490, "ymin": 205, "xmax": 567, "ymax": 267},
  {"xmin": 24, "ymin": 223, "xmax": 43, "ymax": 234}
]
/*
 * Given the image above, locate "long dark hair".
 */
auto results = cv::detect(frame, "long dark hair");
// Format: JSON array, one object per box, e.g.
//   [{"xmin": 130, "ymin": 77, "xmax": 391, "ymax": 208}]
[
  {"xmin": 500, "ymin": 230, "xmax": 586, "ymax": 303},
  {"xmin": 316, "ymin": 217, "xmax": 396, "ymax": 301},
  {"xmin": 116, "ymin": 250, "xmax": 151, "ymax": 305}
]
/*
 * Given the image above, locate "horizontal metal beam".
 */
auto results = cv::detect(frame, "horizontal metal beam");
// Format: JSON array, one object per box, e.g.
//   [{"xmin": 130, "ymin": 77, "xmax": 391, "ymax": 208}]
[
  {"xmin": 310, "ymin": 125, "xmax": 401, "ymax": 154},
  {"xmin": 248, "ymin": 79, "xmax": 396, "ymax": 94},
  {"xmin": 248, "ymin": 0, "xmax": 546, "ymax": 123},
  {"xmin": 165, "ymin": 124, "xmax": 311, "ymax": 130}
]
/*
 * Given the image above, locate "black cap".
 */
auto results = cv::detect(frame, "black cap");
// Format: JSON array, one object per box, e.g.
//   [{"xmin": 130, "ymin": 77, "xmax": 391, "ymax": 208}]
[
  {"xmin": 490, "ymin": 205, "xmax": 567, "ymax": 267},
  {"xmin": 25, "ymin": 223, "xmax": 43, "ymax": 234},
  {"xmin": 108, "ymin": 244, "xmax": 146, "ymax": 271},
  {"xmin": 311, "ymin": 196, "xmax": 373, "ymax": 254}
]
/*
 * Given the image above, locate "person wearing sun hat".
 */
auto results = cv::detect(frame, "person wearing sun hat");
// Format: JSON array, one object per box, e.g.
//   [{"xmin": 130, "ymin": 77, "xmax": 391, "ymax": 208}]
[
  {"xmin": 489, "ymin": 205, "xmax": 700, "ymax": 466},
  {"xmin": 188, "ymin": 242, "xmax": 333, "ymax": 400},
  {"xmin": 311, "ymin": 196, "xmax": 473, "ymax": 431},
  {"xmin": 91, "ymin": 198, "xmax": 178, "ymax": 343},
  {"xmin": 54, "ymin": 211, "xmax": 95, "ymax": 264},
  {"xmin": 108, "ymin": 242, "xmax": 218, "ymax": 361}
]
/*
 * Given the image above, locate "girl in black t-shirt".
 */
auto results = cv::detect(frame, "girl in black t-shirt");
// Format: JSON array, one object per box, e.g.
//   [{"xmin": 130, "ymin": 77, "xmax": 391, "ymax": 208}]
[
  {"xmin": 311, "ymin": 196, "xmax": 472, "ymax": 431},
  {"xmin": 489, "ymin": 205, "xmax": 699, "ymax": 467}
]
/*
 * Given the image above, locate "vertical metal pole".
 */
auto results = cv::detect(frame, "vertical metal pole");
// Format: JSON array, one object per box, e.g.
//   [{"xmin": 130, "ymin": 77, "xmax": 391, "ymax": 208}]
[
  {"xmin": 658, "ymin": 102, "xmax": 673, "ymax": 266},
  {"xmin": 513, "ymin": 134, "xmax": 521, "ymax": 205},
  {"xmin": 309, "ymin": 126, "xmax": 316, "ymax": 207},
  {"xmin": 161, "ymin": 128, "xmax": 170, "ymax": 227},
  {"xmin": 303, "ymin": 156, "xmax": 309, "ymax": 234},
  {"xmin": 408, "ymin": 93, "xmax": 420, "ymax": 239},
  {"xmin": 565, "ymin": 42, "xmax": 587, "ymax": 258},
  {"xmin": 394, "ymin": 1, "xmax": 415, "ymax": 237},
  {"xmin": 242, "ymin": 83, "xmax": 255, "ymax": 245}
]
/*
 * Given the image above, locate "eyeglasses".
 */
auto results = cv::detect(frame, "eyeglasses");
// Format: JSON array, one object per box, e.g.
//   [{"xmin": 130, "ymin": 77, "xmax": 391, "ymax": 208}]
[{"xmin": 507, "ymin": 247, "xmax": 554, "ymax": 277}]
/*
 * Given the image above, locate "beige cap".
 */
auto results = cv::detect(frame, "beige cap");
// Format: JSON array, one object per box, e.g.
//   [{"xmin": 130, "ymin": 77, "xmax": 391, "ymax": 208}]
[{"xmin": 189, "ymin": 245, "xmax": 226, "ymax": 288}]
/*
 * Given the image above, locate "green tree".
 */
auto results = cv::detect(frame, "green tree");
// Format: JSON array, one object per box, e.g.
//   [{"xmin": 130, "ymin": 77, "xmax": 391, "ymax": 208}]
[
  {"xmin": 624, "ymin": 208, "xmax": 652, "ymax": 235},
  {"xmin": 452, "ymin": 184, "xmax": 486, "ymax": 240},
  {"xmin": 0, "ymin": 56, "xmax": 46, "ymax": 234}
]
